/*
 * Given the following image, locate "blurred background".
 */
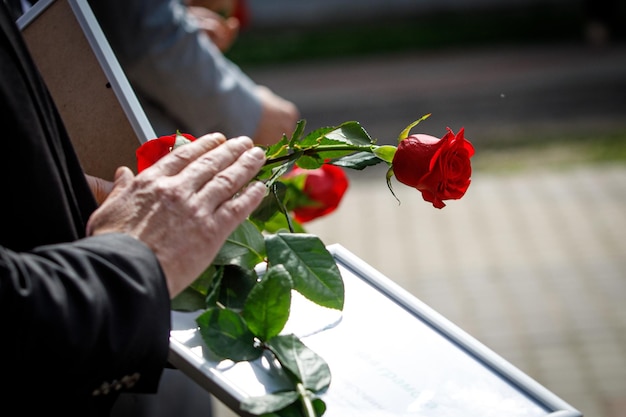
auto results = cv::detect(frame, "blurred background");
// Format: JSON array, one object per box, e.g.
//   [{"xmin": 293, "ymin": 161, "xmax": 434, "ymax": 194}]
[{"xmin": 214, "ymin": 1, "xmax": 626, "ymax": 416}]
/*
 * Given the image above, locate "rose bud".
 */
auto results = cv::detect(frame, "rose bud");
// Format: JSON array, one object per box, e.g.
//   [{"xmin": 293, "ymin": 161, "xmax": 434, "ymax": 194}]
[
  {"xmin": 285, "ymin": 164, "xmax": 349, "ymax": 223},
  {"xmin": 392, "ymin": 127, "xmax": 474, "ymax": 209},
  {"xmin": 136, "ymin": 132, "xmax": 196, "ymax": 172}
]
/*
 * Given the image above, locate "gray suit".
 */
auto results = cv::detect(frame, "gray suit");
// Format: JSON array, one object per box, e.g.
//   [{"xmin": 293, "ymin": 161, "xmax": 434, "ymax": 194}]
[{"xmin": 89, "ymin": 0, "xmax": 263, "ymax": 139}]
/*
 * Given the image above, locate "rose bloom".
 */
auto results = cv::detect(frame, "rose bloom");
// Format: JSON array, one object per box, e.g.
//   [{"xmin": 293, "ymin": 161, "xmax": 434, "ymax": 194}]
[
  {"xmin": 285, "ymin": 164, "xmax": 349, "ymax": 223},
  {"xmin": 392, "ymin": 127, "xmax": 474, "ymax": 209},
  {"xmin": 136, "ymin": 132, "xmax": 196, "ymax": 172}
]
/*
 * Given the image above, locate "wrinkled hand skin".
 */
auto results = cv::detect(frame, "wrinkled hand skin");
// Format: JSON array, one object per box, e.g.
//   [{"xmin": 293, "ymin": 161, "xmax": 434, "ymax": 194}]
[{"xmin": 86, "ymin": 133, "xmax": 266, "ymax": 298}]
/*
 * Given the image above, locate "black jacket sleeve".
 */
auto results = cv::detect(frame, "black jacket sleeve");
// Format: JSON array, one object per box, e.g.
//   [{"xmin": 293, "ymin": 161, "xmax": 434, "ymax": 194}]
[{"xmin": 0, "ymin": 233, "xmax": 171, "ymax": 404}]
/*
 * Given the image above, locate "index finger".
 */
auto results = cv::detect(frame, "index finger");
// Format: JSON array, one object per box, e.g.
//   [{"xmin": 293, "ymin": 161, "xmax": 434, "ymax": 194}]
[
  {"xmin": 143, "ymin": 133, "xmax": 227, "ymax": 177},
  {"xmin": 179, "ymin": 136, "xmax": 258, "ymax": 194}
]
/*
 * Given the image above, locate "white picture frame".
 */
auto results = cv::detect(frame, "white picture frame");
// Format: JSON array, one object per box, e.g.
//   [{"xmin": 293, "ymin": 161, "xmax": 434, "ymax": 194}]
[{"xmin": 170, "ymin": 244, "xmax": 583, "ymax": 417}]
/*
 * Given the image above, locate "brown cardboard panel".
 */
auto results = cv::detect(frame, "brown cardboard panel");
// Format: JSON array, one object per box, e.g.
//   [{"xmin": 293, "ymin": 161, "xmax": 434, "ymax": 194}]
[{"xmin": 20, "ymin": 0, "xmax": 140, "ymax": 180}]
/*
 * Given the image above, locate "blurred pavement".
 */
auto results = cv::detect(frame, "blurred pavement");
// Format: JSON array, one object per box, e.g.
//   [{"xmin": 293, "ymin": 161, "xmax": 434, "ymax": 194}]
[{"xmin": 215, "ymin": 42, "xmax": 626, "ymax": 417}]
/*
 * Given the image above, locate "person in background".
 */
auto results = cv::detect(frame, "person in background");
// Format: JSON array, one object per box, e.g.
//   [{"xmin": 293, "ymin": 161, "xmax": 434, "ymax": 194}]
[
  {"xmin": 0, "ymin": 1, "xmax": 266, "ymax": 416},
  {"xmin": 89, "ymin": 0, "xmax": 299, "ymax": 146}
]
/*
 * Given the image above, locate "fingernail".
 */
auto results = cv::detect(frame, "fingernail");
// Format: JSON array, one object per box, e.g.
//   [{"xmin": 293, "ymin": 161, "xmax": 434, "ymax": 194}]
[
  {"xmin": 251, "ymin": 181, "xmax": 267, "ymax": 191},
  {"xmin": 199, "ymin": 132, "xmax": 226, "ymax": 141},
  {"xmin": 248, "ymin": 146, "xmax": 266, "ymax": 160},
  {"xmin": 231, "ymin": 135, "xmax": 252, "ymax": 144}
]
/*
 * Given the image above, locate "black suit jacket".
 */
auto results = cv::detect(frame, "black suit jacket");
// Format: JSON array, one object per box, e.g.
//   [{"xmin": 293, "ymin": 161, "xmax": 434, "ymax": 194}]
[{"xmin": 0, "ymin": 3, "xmax": 170, "ymax": 416}]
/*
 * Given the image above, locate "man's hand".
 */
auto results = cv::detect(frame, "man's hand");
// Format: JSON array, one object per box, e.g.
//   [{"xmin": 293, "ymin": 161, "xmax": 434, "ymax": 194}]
[{"xmin": 86, "ymin": 133, "xmax": 266, "ymax": 298}]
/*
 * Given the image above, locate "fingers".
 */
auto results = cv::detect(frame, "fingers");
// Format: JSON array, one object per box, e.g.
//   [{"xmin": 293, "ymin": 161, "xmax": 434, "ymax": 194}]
[
  {"xmin": 180, "ymin": 136, "xmax": 258, "ymax": 196},
  {"xmin": 106, "ymin": 167, "xmax": 135, "ymax": 201},
  {"xmin": 142, "ymin": 133, "xmax": 226, "ymax": 177},
  {"xmin": 214, "ymin": 180, "xmax": 267, "ymax": 228},
  {"xmin": 114, "ymin": 166, "xmax": 135, "ymax": 185},
  {"xmin": 139, "ymin": 134, "xmax": 265, "ymax": 215},
  {"xmin": 193, "ymin": 143, "xmax": 266, "ymax": 210},
  {"xmin": 137, "ymin": 133, "xmax": 262, "ymax": 204},
  {"xmin": 85, "ymin": 132, "xmax": 268, "ymax": 296}
]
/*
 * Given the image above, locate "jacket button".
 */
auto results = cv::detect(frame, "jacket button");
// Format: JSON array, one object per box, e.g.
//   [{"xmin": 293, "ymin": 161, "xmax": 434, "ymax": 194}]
[{"xmin": 121, "ymin": 373, "xmax": 141, "ymax": 388}]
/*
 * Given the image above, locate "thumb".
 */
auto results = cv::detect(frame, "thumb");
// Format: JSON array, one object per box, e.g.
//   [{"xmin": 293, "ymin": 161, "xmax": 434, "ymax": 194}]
[
  {"xmin": 111, "ymin": 166, "xmax": 135, "ymax": 193},
  {"xmin": 85, "ymin": 167, "xmax": 136, "ymax": 237}
]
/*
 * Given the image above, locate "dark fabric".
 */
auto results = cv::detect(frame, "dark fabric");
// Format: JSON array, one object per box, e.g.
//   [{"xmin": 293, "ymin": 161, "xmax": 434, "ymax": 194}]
[
  {"xmin": 0, "ymin": 2, "xmax": 171, "ymax": 416},
  {"xmin": 0, "ymin": 0, "xmax": 96, "ymax": 251},
  {"xmin": 2, "ymin": 0, "xmax": 24, "ymax": 20}
]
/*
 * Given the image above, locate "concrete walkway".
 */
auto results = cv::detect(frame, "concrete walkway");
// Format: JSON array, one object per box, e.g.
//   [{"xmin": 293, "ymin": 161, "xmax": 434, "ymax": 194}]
[{"xmin": 214, "ymin": 43, "xmax": 626, "ymax": 417}]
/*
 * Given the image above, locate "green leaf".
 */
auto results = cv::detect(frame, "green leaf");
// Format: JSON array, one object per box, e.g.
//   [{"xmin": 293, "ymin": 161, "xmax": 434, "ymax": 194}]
[
  {"xmin": 193, "ymin": 264, "xmax": 217, "ymax": 289},
  {"xmin": 204, "ymin": 265, "xmax": 224, "ymax": 307},
  {"xmin": 255, "ymin": 211, "xmax": 307, "ymax": 235},
  {"xmin": 217, "ymin": 264, "xmax": 259, "ymax": 310},
  {"xmin": 256, "ymin": 160, "xmax": 285, "ymax": 183},
  {"xmin": 289, "ymin": 119, "xmax": 307, "ymax": 144},
  {"xmin": 251, "ymin": 182, "xmax": 288, "ymax": 224},
  {"xmin": 265, "ymin": 233, "xmax": 344, "ymax": 310},
  {"xmin": 242, "ymin": 265, "xmax": 293, "ymax": 341},
  {"xmin": 213, "ymin": 219, "xmax": 265, "ymax": 268},
  {"xmin": 264, "ymin": 136, "xmax": 290, "ymax": 161},
  {"xmin": 298, "ymin": 122, "xmax": 373, "ymax": 149},
  {"xmin": 196, "ymin": 308, "xmax": 261, "ymax": 361},
  {"xmin": 173, "ymin": 265, "xmax": 221, "ymax": 311},
  {"xmin": 250, "ymin": 181, "xmax": 307, "ymax": 234},
  {"xmin": 245, "ymin": 397, "xmax": 326, "ymax": 417},
  {"xmin": 397, "ymin": 113, "xmax": 431, "ymax": 142},
  {"xmin": 324, "ymin": 121, "xmax": 373, "ymax": 146},
  {"xmin": 330, "ymin": 151, "xmax": 384, "ymax": 170},
  {"xmin": 296, "ymin": 125, "xmax": 339, "ymax": 148},
  {"xmin": 263, "ymin": 159, "xmax": 297, "ymax": 191},
  {"xmin": 295, "ymin": 154, "xmax": 324, "ymax": 169},
  {"xmin": 170, "ymin": 285, "xmax": 206, "ymax": 311},
  {"xmin": 268, "ymin": 334, "xmax": 332, "ymax": 392},
  {"xmin": 240, "ymin": 391, "xmax": 299, "ymax": 415}
]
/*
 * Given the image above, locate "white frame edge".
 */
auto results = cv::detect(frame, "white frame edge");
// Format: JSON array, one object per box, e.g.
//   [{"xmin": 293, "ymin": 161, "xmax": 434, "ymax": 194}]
[{"xmin": 327, "ymin": 243, "xmax": 583, "ymax": 417}]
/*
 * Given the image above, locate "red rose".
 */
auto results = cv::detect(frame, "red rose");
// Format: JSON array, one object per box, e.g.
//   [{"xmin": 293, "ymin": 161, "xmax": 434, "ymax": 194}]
[
  {"xmin": 233, "ymin": 0, "xmax": 250, "ymax": 28},
  {"xmin": 392, "ymin": 127, "xmax": 474, "ymax": 209},
  {"xmin": 285, "ymin": 164, "xmax": 349, "ymax": 223},
  {"xmin": 136, "ymin": 132, "xmax": 196, "ymax": 172}
]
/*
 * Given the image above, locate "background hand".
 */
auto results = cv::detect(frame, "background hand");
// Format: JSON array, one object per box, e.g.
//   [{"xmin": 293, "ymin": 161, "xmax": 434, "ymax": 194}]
[
  {"xmin": 187, "ymin": 5, "xmax": 240, "ymax": 51},
  {"xmin": 253, "ymin": 85, "xmax": 301, "ymax": 146}
]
